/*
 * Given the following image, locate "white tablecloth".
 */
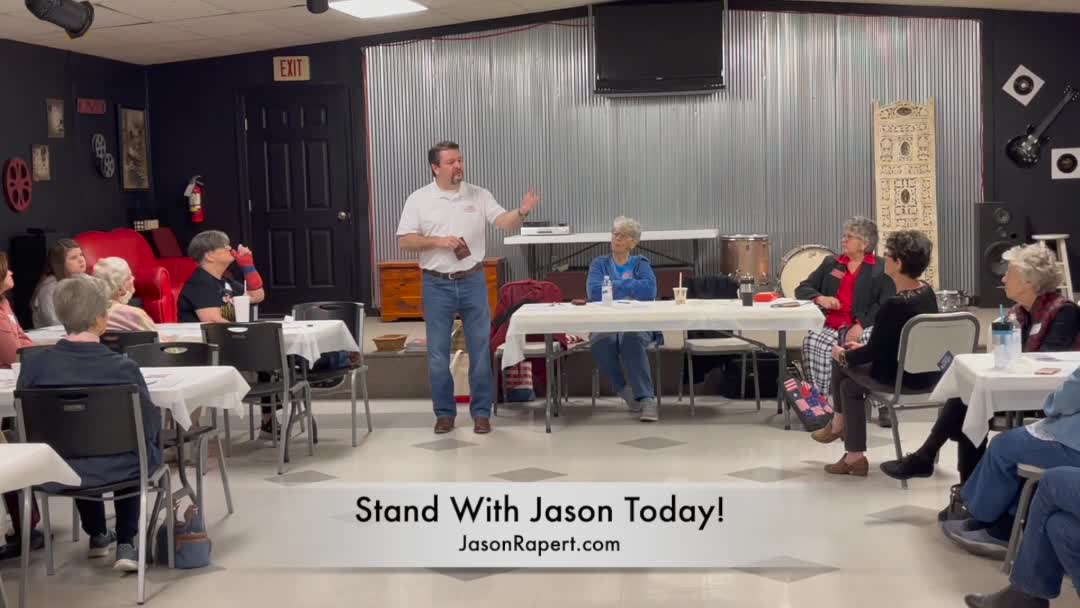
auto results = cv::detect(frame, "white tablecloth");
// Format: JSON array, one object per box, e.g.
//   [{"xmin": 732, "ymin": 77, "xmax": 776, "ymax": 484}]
[
  {"xmin": 928, "ymin": 352, "xmax": 1080, "ymax": 445},
  {"xmin": 0, "ymin": 444, "xmax": 80, "ymax": 494},
  {"xmin": 504, "ymin": 229, "xmax": 720, "ymax": 245},
  {"xmin": 501, "ymin": 299, "xmax": 825, "ymax": 368},
  {"xmin": 0, "ymin": 366, "xmax": 250, "ymax": 431},
  {"xmin": 26, "ymin": 320, "xmax": 360, "ymax": 364}
]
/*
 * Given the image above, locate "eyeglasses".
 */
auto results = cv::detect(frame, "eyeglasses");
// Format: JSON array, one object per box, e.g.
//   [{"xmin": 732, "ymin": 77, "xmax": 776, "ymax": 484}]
[
  {"xmin": 841, "ymin": 233, "xmax": 862, "ymax": 242},
  {"xmin": 611, "ymin": 231, "xmax": 635, "ymax": 241}
]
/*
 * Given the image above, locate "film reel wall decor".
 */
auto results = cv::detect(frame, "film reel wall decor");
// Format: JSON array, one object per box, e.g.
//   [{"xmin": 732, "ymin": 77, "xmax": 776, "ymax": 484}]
[
  {"xmin": 4, "ymin": 157, "xmax": 33, "ymax": 213},
  {"xmin": 91, "ymin": 132, "xmax": 116, "ymax": 179}
]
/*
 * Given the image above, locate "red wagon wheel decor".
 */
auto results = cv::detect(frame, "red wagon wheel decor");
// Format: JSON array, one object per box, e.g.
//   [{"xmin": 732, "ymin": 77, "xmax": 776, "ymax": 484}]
[{"xmin": 4, "ymin": 157, "xmax": 32, "ymax": 213}]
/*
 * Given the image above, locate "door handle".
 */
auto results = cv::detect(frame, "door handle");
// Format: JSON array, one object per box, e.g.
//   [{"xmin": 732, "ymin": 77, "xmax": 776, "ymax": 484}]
[{"xmin": 337, "ymin": 211, "xmax": 351, "ymax": 222}]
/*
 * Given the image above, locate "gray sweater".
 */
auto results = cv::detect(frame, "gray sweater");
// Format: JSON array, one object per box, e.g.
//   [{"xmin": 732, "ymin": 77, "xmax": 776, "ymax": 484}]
[{"xmin": 31, "ymin": 275, "xmax": 60, "ymax": 329}]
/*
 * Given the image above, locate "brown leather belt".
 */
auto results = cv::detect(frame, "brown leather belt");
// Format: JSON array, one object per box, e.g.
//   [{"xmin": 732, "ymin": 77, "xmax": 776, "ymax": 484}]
[{"xmin": 422, "ymin": 264, "xmax": 482, "ymax": 280}]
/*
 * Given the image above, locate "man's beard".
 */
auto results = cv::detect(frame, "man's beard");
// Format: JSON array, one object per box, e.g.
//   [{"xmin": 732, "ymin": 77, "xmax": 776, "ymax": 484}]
[{"xmin": 451, "ymin": 172, "xmax": 463, "ymax": 184}]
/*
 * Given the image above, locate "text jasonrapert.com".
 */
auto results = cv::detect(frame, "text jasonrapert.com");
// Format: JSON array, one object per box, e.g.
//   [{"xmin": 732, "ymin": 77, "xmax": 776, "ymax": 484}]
[{"xmin": 355, "ymin": 495, "xmax": 723, "ymax": 531}]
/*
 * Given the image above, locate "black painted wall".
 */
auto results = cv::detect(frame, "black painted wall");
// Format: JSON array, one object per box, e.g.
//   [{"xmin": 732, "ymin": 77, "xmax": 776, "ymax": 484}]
[
  {"xmin": 147, "ymin": 38, "xmax": 371, "ymax": 304},
  {"xmin": 0, "ymin": 39, "xmax": 151, "ymax": 249},
  {"xmin": 986, "ymin": 11, "xmax": 1080, "ymax": 280}
]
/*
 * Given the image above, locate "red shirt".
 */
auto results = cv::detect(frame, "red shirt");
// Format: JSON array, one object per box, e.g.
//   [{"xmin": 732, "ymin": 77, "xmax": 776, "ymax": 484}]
[
  {"xmin": 0, "ymin": 299, "xmax": 33, "ymax": 368},
  {"xmin": 824, "ymin": 254, "xmax": 876, "ymax": 331}
]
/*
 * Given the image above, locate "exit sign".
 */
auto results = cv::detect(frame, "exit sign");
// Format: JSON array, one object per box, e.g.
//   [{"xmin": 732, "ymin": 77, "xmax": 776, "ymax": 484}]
[{"xmin": 273, "ymin": 56, "xmax": 310, "ymax": 82}]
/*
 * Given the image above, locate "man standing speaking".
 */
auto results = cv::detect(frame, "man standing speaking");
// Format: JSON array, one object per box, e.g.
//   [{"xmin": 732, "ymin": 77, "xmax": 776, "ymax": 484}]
[{"xmin": 397, "ymin": 141, "xmax": 539, "ymax": 435}]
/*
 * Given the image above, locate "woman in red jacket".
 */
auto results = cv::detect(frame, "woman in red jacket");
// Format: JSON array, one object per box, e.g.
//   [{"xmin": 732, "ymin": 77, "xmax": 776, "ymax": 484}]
[
  {"xmin": 0, "ymin": 251, "xmax": 33, "ymax": 367},
  {"xmin": 0, "ymin": 250, "xmax": 41, "ymax": 560}
]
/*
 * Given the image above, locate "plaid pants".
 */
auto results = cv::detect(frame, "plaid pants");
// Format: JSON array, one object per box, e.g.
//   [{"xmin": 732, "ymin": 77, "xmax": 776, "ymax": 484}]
[{"xmin": 801, "ymin": 325, "xmax": 873, "ymax": 394}]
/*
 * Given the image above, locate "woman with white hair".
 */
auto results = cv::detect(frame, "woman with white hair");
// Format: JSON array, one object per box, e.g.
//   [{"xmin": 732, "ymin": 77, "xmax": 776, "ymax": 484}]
[
  {"xmin": 882, "ymin": 243, "xmax": 1079, "ymax": 507},
  {"xmin": 795, "ymin": 216, "xmax": 895, "ymax": 395},
  {"xmin": 587, "ymin": 216, "xmax": 661, "ymax": 422},
  {"xmin": 92, "ymin": 257, "xmax": 157, "ymax": 332}
]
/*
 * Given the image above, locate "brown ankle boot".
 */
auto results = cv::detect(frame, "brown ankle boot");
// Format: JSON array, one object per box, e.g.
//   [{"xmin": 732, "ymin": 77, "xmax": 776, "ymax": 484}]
[{"xmin": 824, "ymin": 454, "xmax": 868, "ymax": 477}]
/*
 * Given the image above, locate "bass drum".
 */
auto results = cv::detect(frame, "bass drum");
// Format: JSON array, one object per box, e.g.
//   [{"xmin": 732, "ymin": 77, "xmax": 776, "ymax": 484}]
[{"xmin": 778, "ymin": 244, "xmax": 835, "ymax": 298}]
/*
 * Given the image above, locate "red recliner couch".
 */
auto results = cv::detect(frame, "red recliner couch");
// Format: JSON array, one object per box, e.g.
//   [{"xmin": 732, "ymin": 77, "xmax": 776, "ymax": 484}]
[{"xmin": 74, "ymin": 228, "xmax": 194, "ymax": 323}]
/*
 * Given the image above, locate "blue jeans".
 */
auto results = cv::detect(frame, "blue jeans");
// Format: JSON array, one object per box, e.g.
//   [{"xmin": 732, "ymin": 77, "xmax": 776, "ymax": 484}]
[
  {"xmin": 1011, "ymin": 466, "xmax": 1080, "ymax": 599},
  {"xmin": 591, "ymin": 332, "xmax": 655, "ymax": 400},
  {"xmin": 962, "ymin": 427, "xmax": 1080, "ymax": 523},
  {"xmin": 421, "ymin": 272, "xmax": 493, "ymax": 419}
]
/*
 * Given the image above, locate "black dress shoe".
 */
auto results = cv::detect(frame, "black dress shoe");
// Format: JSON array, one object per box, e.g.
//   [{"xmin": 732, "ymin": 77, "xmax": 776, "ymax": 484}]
[
  {"xmin": 0, "ymin": 529, "xmax": 45, "ymax": 561},
  {"xmin": 876, "ymin": 407, "xmax": 892, "ymax": 428},
  {"xmin": 880, "ymin": 453, "xmax": 934, "ymax": 480},
  {"xmin": 964, "ymin": 586, "xmax": 1048, "ymax": 608}
]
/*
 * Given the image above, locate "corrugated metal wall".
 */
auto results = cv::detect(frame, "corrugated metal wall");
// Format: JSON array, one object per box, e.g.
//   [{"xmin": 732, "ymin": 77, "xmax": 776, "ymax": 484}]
[{"xmin": 364, "ymin": 11, "xmax": 982, "ymax": 305}]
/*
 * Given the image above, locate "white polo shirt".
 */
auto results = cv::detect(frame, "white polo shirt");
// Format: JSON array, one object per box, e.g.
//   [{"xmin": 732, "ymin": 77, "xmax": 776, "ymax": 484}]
[{"xmin": 396, "ymin": 180, "xmax": 506, "ymax": 273}]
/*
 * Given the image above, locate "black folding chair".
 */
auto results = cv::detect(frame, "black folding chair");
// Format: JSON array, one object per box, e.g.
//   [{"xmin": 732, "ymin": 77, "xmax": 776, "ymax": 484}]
[
  {"xmin": 15, "ymin": 345, "xmax": 51, "ymax": 362},
  {"xmin": 200, "ymin": 323, "xmax": 311, "ymax": 475},
  {"xmin": 125, "ymin": 342, "xmax": 233, "ymax": 515},
  {"xmin": 15, "ymin": 385, "xmax": 174, "ymax": 606},
  {"xmin": 291, "ymin": 301, "xmax": 371, "ymax": 446},
  {"xmin": 100, "ymin": 331, "xmax": 158, "ymax": 353}
]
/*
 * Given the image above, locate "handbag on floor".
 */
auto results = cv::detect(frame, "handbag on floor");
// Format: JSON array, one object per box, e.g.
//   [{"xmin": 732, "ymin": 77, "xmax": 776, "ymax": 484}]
[
  {"xmin": 155, "ymin": 501, "xmax": 211, "ymax": 569},
  {"xmin": 783, "ymin": 363, "xmax": 834, "ymax": 432}
]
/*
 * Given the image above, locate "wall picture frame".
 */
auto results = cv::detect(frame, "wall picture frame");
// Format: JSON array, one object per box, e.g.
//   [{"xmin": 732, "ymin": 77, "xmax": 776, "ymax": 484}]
[
  {"xmin": 31, "ymin": 145, "xmax": 51, "ymax": 181},
  {"xmin": 46, "ymin": 98, "xmax": 65, "ymax": 138},
  {"xmin": 118, "ymin": 105, "xmax": 151, "ymax": 190}
]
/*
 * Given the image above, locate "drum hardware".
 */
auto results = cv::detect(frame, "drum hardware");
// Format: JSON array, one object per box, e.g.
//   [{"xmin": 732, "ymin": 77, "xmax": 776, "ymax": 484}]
[{"xmin": 719, "ymin": 234, "xmax": 771, "ymax": 286}]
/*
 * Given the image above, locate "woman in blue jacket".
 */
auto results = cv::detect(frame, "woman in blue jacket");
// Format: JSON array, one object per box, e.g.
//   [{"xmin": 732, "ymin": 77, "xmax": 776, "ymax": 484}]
[{"xmin": 586, "ymin": 216, "xmax": 660, "ymax": 422}]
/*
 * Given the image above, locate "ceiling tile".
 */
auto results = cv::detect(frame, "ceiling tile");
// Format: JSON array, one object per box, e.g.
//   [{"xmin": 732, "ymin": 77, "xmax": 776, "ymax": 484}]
[
  {"xmin": 436, "ymin": 1, "xmax": 528, "ymax": 22},
  {"xmin": 202, "ymin": 0, "xmax": 299, "ymax": 10},
  {"xmin": 247, "ymin": 6, "xmax": 359, "ymax": 33},
  {"xmin": 169, "ymin": 13, "xmax": 278, "ymax": 36},
  {"xmin": 87, "ymin": 5, "xmax": 146, "ymax": 27},
  {"xmin": 0, "ymin": 11, "xmax": 64, "ymax": 36},
  {"xmin": 83, "ymin": 22, "xmax": 207, "ymax": 45},
  {"xmin": 99, "ymin": 0, "xmax": 228, "ymax": 22}
]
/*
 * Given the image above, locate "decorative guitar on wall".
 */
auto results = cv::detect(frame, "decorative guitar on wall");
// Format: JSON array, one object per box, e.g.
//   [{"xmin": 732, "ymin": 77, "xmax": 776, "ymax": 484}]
[{"xmin": 1006, "ymin": 84, "xmax": 1080, "ymax": 168}]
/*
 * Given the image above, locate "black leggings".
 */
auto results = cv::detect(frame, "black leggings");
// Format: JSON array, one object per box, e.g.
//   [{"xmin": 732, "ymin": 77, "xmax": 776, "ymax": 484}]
[{"xmin": 914, "ymin": 397, "xmax": 987, "ymax": 483}]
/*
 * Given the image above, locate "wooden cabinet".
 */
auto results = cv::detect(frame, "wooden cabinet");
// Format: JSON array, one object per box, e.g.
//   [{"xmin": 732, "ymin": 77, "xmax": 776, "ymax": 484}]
[{"xmin": 378, "ymin": 258, "xmax": 505, "ymax": 322}]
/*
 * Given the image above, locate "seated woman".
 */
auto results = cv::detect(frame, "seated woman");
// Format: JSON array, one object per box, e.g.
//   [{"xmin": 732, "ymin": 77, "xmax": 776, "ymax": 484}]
[
  {"xmin": 0, "ymin": 250, "xmax": 42, "ymax": 561},
  {"xmin": 795, "ymin": 216, "xmax": 894, "ymax": 395},
  {"xmin": 587, "ymin": 216, "xmax": 660, "ymax": 423},
  {"xmin": 944, "ymin": 367, "xmax": 1080, "ymax": 561},
  {"xmin": 16, "ymin": 276, "xmax": 162, "ymax": 572},
  {"xmin": 881, "ymin": 244, "xmax": 1078, "ymax": 492},
  {"xmin": 93, "ymin": 257, "xmax": 157, "ymax": 332},
  {"xmin": 811, "ymin": 230, "xmax": 939, "ymax": 476},
  {"xmin": 31, "ymin": 238, "xmax": 86, "ymax": 328},
  {"xmin": 964, "ymin": 466, "xmax": 1080, "ymax": 608}
]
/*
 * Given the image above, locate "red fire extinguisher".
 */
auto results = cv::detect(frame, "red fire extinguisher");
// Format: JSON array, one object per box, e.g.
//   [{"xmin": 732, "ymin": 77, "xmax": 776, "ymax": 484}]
[{"xmin": 185, "ymin": 175, "xmax": 205, "ymax": 224}]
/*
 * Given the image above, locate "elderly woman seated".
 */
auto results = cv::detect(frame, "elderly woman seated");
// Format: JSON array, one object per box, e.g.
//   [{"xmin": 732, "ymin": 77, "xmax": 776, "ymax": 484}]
[
  {"xmin": 881, "ymin": 244, "xmax": 1079, "ymax": 504},
  {"xmin": 810, "ymin": 230, "xmax": 939, "ymax": 476},
  {"xmin": 796, "ymin": 216, "xmax": 894, "ymax": 395},
  {"xmin": 944, "ymin": 366, "xmax": 1080, "ymax": 562},
  {"xmin": 93, "ymin": 257, "xmax": 157, "ymax": 332},
  {"xmin": 16, "ymin": 276, "xmax": 161, "ymax": 572},
  {"xmin": 587, "ymin": 216, "xmax": 660, "ymax": 422},
  {"xmin": 964, "ymin": 467, "xmax": 1080, "ymax": 608}
]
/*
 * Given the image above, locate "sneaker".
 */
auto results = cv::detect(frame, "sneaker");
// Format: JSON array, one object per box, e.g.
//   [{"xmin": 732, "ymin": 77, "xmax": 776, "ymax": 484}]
[
  {"xmin": 88, "ymin": 530, "xmax": 116, "ymax": 558},
  {"xmin": 0, "ymin": 529, "xmax": 46, "ymax": 561},
  {"xmin": 964, "ymin": 585, "xmax": 1049, "ymax": 608},
  {"xmin": 880, "ymin": 453, "xmax": 935, "ymax": 480},
  {"xmin": 113, "ymin": 543, "xmax": 138, "ymax": 572},
  {"xmin": 943, "ymin": 520, "xmax": 1007, "ymax": 559},
  {"xmin": 618, "ymin": 386, "xmax": 640, "ymax": 412},
  {"xmin": 639, "ymin": 398, "xmax": 658, "ymax": 422},
  {"xmin": 259, "ymin": 417, "xmax": 302, "ymax": 440}
]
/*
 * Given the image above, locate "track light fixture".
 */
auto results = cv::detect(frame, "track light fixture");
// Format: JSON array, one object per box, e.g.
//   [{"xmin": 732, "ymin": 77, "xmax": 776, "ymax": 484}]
[
  {"xmin": 25, "ymin": 0, "xmax": 95, "ymax": 39},
  {"xmin": 307, "ymin": 0, "xmax": 329, "ymax": 14}
]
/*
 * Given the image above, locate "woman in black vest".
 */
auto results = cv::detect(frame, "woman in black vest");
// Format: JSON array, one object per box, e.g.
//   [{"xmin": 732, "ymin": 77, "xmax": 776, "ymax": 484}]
[{"xmin": 881, "ymin": 243, "xmax": 1079, "ymax": 516}]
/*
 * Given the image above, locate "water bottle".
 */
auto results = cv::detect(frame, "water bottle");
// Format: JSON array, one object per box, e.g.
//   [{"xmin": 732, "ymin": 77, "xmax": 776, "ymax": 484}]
[
  {"xmin": 991, "ymin": 319, "xmax": 1012, "ymax": 369},
  {"xmin": 1005, "ymin": 312, "xmax": 1022, "ymax": 366},
  {"xmin": 601, "ymin": 275, "xmax": 614, "ymax": 306}
]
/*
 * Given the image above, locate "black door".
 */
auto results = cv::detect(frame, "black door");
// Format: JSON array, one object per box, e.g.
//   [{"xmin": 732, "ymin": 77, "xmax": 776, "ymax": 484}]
[{"xmin": 242, "ymin": 85, "xmax": 360, "ymax": 314}]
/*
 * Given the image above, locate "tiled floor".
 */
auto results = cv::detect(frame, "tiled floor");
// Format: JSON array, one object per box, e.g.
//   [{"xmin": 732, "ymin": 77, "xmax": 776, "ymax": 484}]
[{"xmin": 2, "ymin": 395, "xmax": 1078, "ymax": 608}]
